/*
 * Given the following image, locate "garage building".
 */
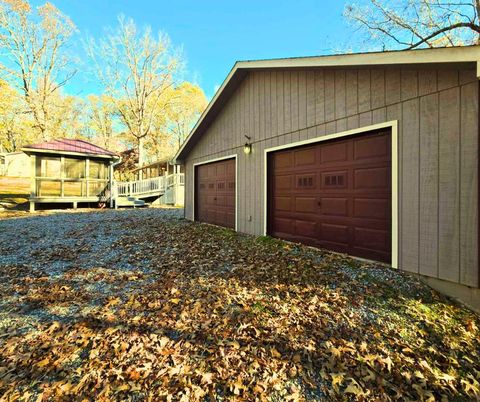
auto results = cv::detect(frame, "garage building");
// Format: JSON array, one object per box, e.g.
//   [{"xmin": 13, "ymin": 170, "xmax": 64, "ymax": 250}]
[{"xmin": 175, "ymin": 46, "xmax": 480, "ymax": 310}]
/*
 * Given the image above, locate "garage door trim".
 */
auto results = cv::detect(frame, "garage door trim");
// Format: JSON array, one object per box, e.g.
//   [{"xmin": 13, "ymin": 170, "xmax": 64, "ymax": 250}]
[
  {"xmin": 263, "ymin": 121, "xmax": 398, "ymax": 268},
  {"xmin": 193, "ymin": 154, "xmax": 238, "ymax": 230}
]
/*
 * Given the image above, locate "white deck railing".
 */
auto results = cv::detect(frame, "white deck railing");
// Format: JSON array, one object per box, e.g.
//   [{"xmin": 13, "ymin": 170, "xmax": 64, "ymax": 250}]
[{"xmin": 115, "ymin": 173, "xmax": 184, "ymax": 198}]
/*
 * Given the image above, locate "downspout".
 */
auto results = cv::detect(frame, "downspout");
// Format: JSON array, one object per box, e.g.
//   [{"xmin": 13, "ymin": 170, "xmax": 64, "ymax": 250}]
[{"xmin": 110, "ymin": 156, "xmax": 123, "ymax": 209}]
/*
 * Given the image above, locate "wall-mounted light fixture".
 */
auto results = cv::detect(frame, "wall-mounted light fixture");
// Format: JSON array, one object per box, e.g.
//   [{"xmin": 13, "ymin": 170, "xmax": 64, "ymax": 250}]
[{"xmin": 244, "ymin": 135, "xmax": 252, "ymax": 155}]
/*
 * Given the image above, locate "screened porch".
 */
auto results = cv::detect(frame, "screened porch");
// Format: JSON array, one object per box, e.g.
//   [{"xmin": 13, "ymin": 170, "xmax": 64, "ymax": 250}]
[{"xmin": 32, "ymin": 155, "xmax": 110, "ymax": 199}]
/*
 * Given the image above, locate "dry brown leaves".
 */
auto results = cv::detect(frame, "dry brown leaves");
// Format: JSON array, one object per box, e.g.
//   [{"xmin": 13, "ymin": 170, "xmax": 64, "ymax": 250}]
[{"xmin": 0, "ymin": 211, "xmax": 479, "ymax": 401}]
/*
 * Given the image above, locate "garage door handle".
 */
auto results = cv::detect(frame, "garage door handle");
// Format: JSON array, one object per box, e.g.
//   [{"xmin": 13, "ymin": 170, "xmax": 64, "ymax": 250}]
[
  {"xmin": 214, "ymin": 197, "xmax": 217, "ymax": 201},
  {"xmin": 317, "ymin": 201, "xmax": 321, "ymax": 206}
]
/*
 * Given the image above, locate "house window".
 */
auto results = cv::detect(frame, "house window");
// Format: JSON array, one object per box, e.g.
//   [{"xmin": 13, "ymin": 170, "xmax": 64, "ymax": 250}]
[
  {"xmin": 89, "ymin": 161, "xmax": 107, "ymax": 179},
  {"xmin": 65, "ymin": 158, "xmax": 85, "ymax": 179},
  {"xmin": 36, "ymin": 156, "xmax": 61, "ymax": 178}
]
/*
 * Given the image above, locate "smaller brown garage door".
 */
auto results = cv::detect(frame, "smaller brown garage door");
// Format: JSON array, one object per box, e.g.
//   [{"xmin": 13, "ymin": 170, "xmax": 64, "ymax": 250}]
[
  {"xmin": 195, "ymin": 158, "xmax": 236, "ymax": 229},
  {"xmin": 268, "ymin": 129, "xmax": 391, "ymax": 263}
]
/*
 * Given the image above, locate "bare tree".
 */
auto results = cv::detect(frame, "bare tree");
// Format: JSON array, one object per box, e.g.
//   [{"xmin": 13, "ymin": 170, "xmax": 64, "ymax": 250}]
[
  {"xmin": 344, "ymin": 0, "xmax": 480, "ymax": 50},
  {"xmin": 87, "ymin": 16, "xmax": 180, "ymax": 172},
  {"xmin": 86, "ymin": 94, "xmax": 117, "ymax": 150},
  {"xmin": 0, "ymin": 0, "xmax": 76, "ymax": 140}
]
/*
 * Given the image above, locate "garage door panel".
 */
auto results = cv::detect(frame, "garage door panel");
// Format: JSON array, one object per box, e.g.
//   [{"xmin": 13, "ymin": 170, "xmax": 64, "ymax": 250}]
[
  {"xmin": 275, "ymin": 175, "xmax": 293, "ymax": 190},
  {"xmin": 295, "ymin": 220, "xmax": 317, "ymax": 238},
  {"xmin": 216, "ymin": 210, "xmax": 227, "ymax": 225},
  {"xmin": 269, "ymin": 129, "xmax": 391, "ymax": 264},
  {"xmin": 294, "ymin": 148, "xmax": 316, "ymax": 166},
  {"xmin": 207, "ymin": 165, "xmax": 216, "ymax": 177},
  {"xmin": 225, "ymin": 195, "xmax": 235, "ymax": 208},
  {"xmin": 320, "ymin": 198, "xmax": 348, "ymax": 216},
  {"xmin": 354, "ymin": 198, "xmax": 389, "ymax": 220},
  {"xmin": 274, "ymin": 196, "xmax": 292, "ymax": 212},
  {"xmin": 350, "ymin": 217, "xmax": 389, "ymax": 231},
  {"xmin": 274, "ymin": 152, "xmax": 293, "ymax": 169},
  {"xmin": 272, "ymin": 217, "xmax": 294, "ymax": 234},
  {"xmin": 354, "ymin": 167, "xmax": 389, "ymax": 189},
  {"xmin": 354, "ymin": 227, "xmax": 389, "ymax": 250},
  {"xmin": 295, "ymin": 197, "xmax": 316, "ymax": 213},
  {"xmin": 354, "ymin": 135, "xmax": 389, "ymax": 160},
  {"xmin": 226, "ymin": 162, "xmax": 235, "ymax": 175},
  {"xmin": 321, "ymin": 223, "xmax": 349, "ymax": 244},
  {"xmin": 321, "ymin": 241, "xmax": 349, "ymax": 254},
  {"xmin": 195, "ymin": 158, "xmax": 236, "ymax": 229},
  {"xmin": 320, "ymin": 142, "xmax": 348, "ymax": 163},
  {"xmin": 207, "ymin": 209, "xmax": 217, "ymax": 222},
  {"xmin": 216, "ymin": 195, "xmax": 226, "ymax": 206},
  {"xmin": 217, "ymin": 163, "xmax": 227, "ymax": 176}
]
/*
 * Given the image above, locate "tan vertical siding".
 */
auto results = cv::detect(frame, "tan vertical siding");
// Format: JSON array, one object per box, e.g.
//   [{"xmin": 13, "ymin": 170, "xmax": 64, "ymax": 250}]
[
  {"xmin": 371, "ymin": 69, "xmax": 385, "ymax": 109},
  {"xmin": 315, "ymin": 70, "xmax": 325, "ymax": 125},
  {"xmin": 334, "ymin": 70, "xmax": 346, "ymax": 119},
  {"xmin": 324, "ymin": 70, "xmax": 335, "ymax": 122},
  {"xmin": 385, "ymin": 69, "xmax": 400, "ymax": 105},
  {"xmin": 346, "ymin": 70, "xmax": 358, "ymax": 116},
  {"xmin": 306, "ymin": 71, "xmax": 315, "ymax": 127},
  {"xmin": 185, "ymin": 66, "xmax": 479, "ymax": 289},
  {"xmin": 401, "ymin": 70, "xmax": 418, "ymax": 100},
  {"xmin": 298, "ymin": 71, "xmax": 307, "ymax": 129},
  {"xmin": 401, "ymin": 98, "xmax": 420, "ymax": 273},
  {"xmin": 419, "ymin": 70, "xmax": 437, "ymax": 96},
  {"xmin": 438, "ymin": 70, "xmax": 459, "ymax": 91},
  {"xmin": 358, "ymin": 70, "xmax": 371, "ymax": 113},
  {"xmin": 387, "ymin": 103, "xmax": 403, "ymax": 268},
  {"xmin": 419, "ymin": 93, "xmax": 439, "ymax": 278},
  {"xmin": 460, "ymin": 81, "xmax": 479, "ymax": 287},
  {"xmin": 438, "ymin": 88, "xmax": 461, "ymax": 282}
]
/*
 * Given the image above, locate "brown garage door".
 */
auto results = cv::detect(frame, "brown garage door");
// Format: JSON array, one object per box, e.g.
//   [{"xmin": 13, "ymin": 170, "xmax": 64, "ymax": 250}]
[
  {"xmin": 268, "ymin": 129, "xmax": 391, "ymax": 263},
  {"xmin": 195, "ymin": 158, "xmax": 236, "ymax": 229}
]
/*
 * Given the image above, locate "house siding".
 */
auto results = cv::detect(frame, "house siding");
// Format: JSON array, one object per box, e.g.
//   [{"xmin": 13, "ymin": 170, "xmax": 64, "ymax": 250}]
[{"xmin": 184, "ymin": 66, "xmax": 479, "ymax": 289}]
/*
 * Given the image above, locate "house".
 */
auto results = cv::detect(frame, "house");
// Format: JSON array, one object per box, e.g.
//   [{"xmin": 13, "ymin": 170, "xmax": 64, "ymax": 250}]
[
  {"xmin": 175, "ymin": 45, "xmax": 480, "ymax": 310},
  {"xmin": 131, "ymin": 159, "xmax": 184, "ymax": 181},
  {"xmin": 22, "ymin": 138, "xmax": 119, "ymax": 212},
  {"xmin": 0, "ymin": 151, "xmax": 30, "ymax": 177}
]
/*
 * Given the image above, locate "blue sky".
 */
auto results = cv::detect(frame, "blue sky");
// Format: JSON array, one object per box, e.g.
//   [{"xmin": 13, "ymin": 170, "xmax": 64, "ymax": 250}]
[{"xmin": 32, "ymin": 0, "xmax": 357, "ymax": 99}]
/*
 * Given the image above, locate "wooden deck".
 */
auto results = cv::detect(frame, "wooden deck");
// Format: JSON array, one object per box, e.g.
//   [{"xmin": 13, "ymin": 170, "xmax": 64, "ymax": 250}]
[{"xmin": 114, "ymin": 173, "xmax": 184, "ymax": 206}]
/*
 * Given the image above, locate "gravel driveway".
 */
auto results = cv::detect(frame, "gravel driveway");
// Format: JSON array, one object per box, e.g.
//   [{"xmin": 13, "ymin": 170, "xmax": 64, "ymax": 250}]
[{"xmin": 0, "ymin": 208, "xmax": 183, "ymax": 274}]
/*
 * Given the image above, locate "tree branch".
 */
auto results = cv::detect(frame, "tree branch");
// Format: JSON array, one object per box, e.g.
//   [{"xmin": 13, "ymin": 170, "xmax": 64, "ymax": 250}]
[{"xmin": 408, "ymin": 21, "xmax": 480, "ymax": 48}]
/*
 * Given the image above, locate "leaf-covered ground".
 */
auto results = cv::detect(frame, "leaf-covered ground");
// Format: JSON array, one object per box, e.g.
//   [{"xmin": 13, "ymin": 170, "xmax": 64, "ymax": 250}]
[{"xmin": 0, "ymin": 208, "xmax": 479, "ymax": 401}]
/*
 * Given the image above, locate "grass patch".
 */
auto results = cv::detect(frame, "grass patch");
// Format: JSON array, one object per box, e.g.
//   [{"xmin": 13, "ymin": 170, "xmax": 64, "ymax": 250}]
[{"xmin": 0, "ymin": 176, "xmax": 29, "ymax": 209}]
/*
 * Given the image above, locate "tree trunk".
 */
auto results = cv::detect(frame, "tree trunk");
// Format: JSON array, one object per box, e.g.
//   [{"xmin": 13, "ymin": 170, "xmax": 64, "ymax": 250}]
[{"xmin": 138, "ymin": 136, "xmax": 144, "ymax": 180}]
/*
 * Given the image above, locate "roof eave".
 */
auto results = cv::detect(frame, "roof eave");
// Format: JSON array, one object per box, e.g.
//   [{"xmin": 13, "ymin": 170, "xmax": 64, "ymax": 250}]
[
  {"xmin": 174, "ymin": 45, "xmax": 480, "ymax": 163},
  {"xmin": 22, "ymin": 147, "xmax": 119, "ymax": 160}
]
